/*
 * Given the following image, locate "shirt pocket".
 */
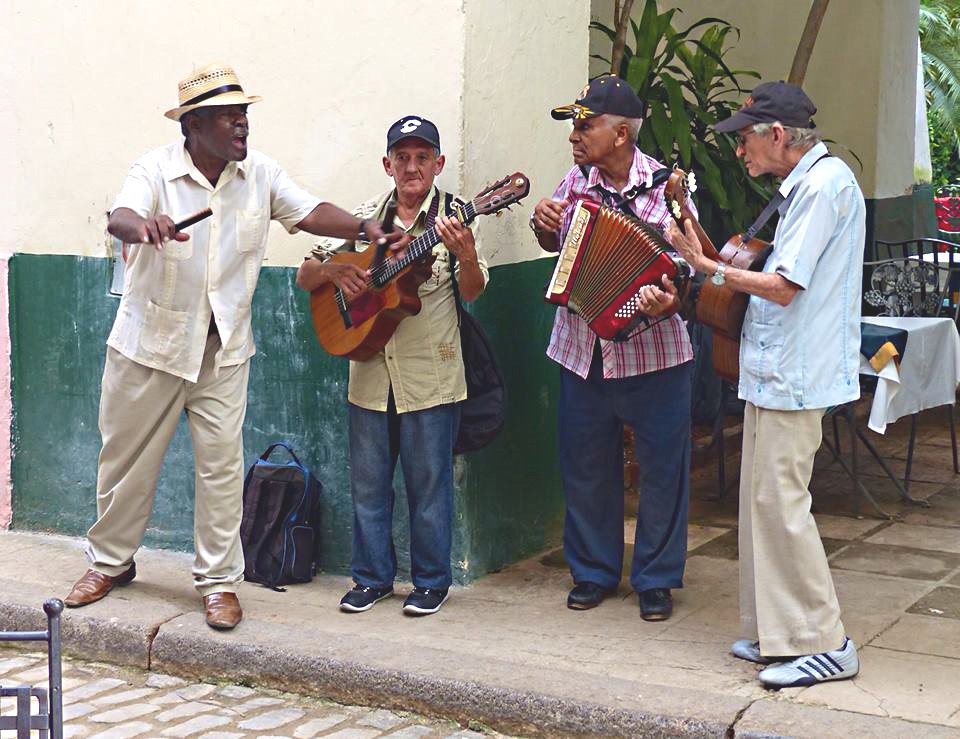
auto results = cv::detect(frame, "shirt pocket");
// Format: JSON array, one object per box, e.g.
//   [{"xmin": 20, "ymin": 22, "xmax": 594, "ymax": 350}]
[
  {"xmin": 140, "ymin": 301, "xmax": 190, "ymax": 359},
  {"xmin": 740, "ymin": 321, "xmax": 784, "ymax": 380},
  {"xmin": 236, "ymin": 209, "xmax": 267, "ymax": 253},
  {"xmin": 159, "ymin": 240, "xmax": 193, "ymax": 261}
]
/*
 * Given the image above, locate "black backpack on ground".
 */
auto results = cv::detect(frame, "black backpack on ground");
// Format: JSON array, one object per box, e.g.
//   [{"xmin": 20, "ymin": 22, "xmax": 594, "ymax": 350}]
[{"xmin": 239, "ymin": 442, "xmax": 322, "ymax": 590}]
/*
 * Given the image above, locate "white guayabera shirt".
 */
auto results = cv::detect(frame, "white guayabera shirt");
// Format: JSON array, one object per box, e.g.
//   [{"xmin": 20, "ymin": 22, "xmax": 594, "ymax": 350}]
[
  {"xmin": 109, "ymin": 140, "xmax": 321, "ymax": 381},
  {"xmin": 739, "ymin": 142, "xmax": 866, "ymax": 410}
]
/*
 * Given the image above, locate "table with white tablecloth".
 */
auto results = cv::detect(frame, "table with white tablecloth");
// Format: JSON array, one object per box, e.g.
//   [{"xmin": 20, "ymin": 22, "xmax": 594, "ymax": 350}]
[{"xmin": 859, "ymin": 316, "xmax": 960, "ymax": 434}]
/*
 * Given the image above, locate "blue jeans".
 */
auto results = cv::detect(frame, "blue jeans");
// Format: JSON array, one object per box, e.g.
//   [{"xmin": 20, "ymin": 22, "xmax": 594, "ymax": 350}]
[
  {"xmin": 559, "ymin": 353, "xmax": 692, "ymax": 593},
  {"xmin": 348, "ymin": 396, "xmax": 459, "ymax": 590}
]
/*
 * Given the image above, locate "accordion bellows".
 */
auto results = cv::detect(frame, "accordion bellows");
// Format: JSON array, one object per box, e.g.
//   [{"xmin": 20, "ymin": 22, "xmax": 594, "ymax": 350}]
[{"xmin": 545, "ymin": 199, "xmax": 688, "ymax": 341}]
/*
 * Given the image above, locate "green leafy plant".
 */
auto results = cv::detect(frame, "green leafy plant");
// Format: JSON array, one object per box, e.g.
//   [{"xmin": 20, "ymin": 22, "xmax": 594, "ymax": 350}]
[{"xmin": 591, "ymin": 0, "xmax": 771, "ymax": 242}]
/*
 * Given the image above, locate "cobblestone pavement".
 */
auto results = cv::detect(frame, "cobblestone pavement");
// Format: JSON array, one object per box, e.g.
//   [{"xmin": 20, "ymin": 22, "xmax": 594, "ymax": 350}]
[{"xmin": 0, "ymin": 651, "xmax": 513, "ymax": 739}]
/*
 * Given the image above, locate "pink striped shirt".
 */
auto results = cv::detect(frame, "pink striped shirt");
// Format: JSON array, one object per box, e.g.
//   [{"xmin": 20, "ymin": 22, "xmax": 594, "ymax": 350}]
[{"xmin": 545, "ymin": 148, "xmax": 694, "ymax": 379}]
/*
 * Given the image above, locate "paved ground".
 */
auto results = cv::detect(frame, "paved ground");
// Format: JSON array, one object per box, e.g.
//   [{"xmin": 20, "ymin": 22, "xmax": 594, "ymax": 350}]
[
  {"xmin": 0, "ymin": 651, "xmax": 500, "ymax": 738},
  {"xmin": 1, "ymin": 405, "xmax": 959, "ymax": 737}
]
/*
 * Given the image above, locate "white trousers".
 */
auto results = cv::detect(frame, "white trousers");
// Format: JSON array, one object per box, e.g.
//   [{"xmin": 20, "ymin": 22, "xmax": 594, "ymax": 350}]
[
  {"xmin": 85, "ymin": 335, "xmax": 249, "ymax": 596},
  {"xmin": 739, "ymin": 402, "xmax": 846, "ymax": 656}
]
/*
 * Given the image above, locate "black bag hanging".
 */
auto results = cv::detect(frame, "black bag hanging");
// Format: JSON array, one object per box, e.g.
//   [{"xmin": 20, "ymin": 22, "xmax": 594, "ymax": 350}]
[{"xmin": 439, "ymin": 194, "xmax": 506, "ymax": 454}]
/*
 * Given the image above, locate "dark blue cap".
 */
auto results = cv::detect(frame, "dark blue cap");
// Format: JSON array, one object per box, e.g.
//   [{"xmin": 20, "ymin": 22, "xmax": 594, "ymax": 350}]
[{"xmin": 386, "ymin": 116, "xmax": 441, "ymax": 152}]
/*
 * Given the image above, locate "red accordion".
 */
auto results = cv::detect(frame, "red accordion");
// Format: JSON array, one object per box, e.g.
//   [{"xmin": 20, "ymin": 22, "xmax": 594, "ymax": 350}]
[{"xmin": 545, "ymin": 199, "xmax": 689, "ymax": 340}]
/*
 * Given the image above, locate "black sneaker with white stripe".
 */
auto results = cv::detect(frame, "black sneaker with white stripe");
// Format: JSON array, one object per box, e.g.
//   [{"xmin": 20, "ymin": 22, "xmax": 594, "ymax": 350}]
[
  {"xmin": 757, "ymin": 637, "xmax": 859, "ymax": 688},
  {"xmin": 402, "ymin": 587, "xmax": 449, "ymax": 616},
  {"xmin": 339, "ymin": 584, "xmax": 393, "ymax": 613}
]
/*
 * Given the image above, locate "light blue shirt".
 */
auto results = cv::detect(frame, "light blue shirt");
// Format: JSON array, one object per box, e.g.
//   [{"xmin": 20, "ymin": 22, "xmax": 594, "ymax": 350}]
[{"xmin": 739, "ymin": 142, "xmax": 865, "ymax": 410}]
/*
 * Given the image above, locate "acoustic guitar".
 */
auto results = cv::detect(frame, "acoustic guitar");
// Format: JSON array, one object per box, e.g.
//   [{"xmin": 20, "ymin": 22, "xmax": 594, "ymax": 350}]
[
  {"xmin": 664, "ymin": 168, "xmax": 772, "ymax": 383},
  {"xmin": 310, "ymin": 173, "xmax": 530, "ymax": 361}
]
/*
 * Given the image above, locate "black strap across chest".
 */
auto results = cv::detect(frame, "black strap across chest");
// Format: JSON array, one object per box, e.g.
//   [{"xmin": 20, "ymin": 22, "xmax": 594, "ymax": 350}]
[{"xmin": 579, "ymin": 164, "xmax": 672, "ymax": 217}]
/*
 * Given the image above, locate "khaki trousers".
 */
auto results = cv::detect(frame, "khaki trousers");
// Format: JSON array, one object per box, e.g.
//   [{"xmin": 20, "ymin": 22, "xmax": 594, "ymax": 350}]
[
  {"xmin": 85, "ymin": 335, "xmax": 249, "ymax": 596},
  {"xmin": 739, "ymin": 402, "xmax": 846, "ymax": 656}
]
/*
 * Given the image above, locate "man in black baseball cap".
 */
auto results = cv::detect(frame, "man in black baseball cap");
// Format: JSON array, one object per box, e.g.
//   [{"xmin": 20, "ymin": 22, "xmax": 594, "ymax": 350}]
[
  {"xmin": 532, "ymin": 74, "xmax": 696, "ymax": 624},
  {"xmin": 297, "ymin": 115, "xmax": 487, "ymax": 619},
  {"xmin": 667, "ymin": 81, "xmax": 864, "ymax": 690},
  {"xmin": 714, "ymin": 80, "xmax": 817, "ymax": 133}
]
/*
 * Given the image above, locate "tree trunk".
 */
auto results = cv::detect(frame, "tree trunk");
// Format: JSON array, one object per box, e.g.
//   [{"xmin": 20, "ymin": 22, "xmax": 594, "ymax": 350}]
[
  {"xmin": 610, "ymin": 0, "xmax": 636, "ymax": 76},
  {"xmin": 788, "ymin": 0, "xmax": 831, "ymax": 86}
]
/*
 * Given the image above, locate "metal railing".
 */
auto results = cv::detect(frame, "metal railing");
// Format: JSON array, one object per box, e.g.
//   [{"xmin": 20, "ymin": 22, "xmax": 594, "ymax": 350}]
[{"xmin": 0, "ymin": 598, "xmax": 63, "ymax": 738}]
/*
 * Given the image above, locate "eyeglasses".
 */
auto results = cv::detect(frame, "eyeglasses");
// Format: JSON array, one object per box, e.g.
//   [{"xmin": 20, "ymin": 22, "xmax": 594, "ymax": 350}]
[{"xmin": 736, "ymin": 127, "xmax": 758, "ymax": 149}]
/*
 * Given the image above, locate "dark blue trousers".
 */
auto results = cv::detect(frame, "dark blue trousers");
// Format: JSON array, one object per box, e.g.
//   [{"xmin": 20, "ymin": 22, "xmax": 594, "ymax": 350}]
[{"xmin": 559, "ymin": 354, "xmax": 692, "ymax": 593}]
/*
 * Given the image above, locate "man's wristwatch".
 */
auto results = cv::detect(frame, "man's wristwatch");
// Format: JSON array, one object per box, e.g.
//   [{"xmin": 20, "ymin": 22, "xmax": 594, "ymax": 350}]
[
  {"xmin": 528, "ymin": 212, "xmax": 544, "ymax": 236},
  {"xmin": 710, "ymin": 262, "xmax": 727, "ymax": 286},
  {"xmin": 357, "ymin": 218, "xmax": 370, "ymax": 242}
]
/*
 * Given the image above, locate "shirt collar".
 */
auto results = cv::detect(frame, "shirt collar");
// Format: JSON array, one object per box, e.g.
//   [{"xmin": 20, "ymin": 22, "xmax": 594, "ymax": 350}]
[
  {"xmin": 163, "ymin": 139, "xmax": 246, "ymax": 190},
  {"xmin": 391, "ymin": 185, "xmax": 439, "ymax": 229},
  {"xmin": 587, "ymin": 147, "xmax": 657, "ymax": 196},
  {"xmin": 778, "ymin": 141, "xmax": 829, "ymax": 199}
]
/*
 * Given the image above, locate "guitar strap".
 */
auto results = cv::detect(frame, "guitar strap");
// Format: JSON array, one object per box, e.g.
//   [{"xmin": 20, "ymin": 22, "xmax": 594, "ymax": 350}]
[{"xmin": 740, "ymin": 153, "xmax": 832, "ymax": 243}]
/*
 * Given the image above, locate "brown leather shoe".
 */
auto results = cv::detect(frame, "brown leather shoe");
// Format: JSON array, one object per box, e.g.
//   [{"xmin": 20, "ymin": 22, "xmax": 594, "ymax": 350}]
[
  {"xmin": 203, "ymin": 592, "xmax": 243, "ymax": 630},
  {"xmin": 64, "ymin": 563, "xmax": 136, "ymax": 608}
]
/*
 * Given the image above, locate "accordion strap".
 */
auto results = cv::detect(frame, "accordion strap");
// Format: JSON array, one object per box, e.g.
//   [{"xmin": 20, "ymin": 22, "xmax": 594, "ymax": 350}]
[{"xmin": 579, "ymin": 164, "xmax": 672, "ymax": 216}]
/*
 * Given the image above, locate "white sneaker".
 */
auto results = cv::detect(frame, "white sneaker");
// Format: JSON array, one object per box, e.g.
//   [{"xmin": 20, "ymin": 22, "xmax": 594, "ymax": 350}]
[
  {"xmin": 731, "ymin": 639, "xmax": 777, "ymax": 664},
  {"xmin": 758, "ymin": 637, "xmax": 859, "ymax": 688}
]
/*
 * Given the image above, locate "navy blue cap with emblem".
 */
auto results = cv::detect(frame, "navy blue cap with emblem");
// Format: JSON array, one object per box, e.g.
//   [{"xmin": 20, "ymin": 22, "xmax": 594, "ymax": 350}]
[
  {"xmin": 714, "ymin": 81, "xmax": 817, "ymax": 133},
  {"xmin": 386, "ymin": 115, "xmax": 441, "ymax": 152},
  {"xmin": 551, "ymin": 74, "xmax": 646, "ymax": 120}
]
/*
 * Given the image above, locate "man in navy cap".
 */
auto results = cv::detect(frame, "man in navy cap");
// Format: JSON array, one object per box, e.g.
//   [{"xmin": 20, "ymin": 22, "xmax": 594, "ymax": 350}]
[
  {"xmin": 297, "ymin": 116, "xmax": 488, "ymax": 616},
  {"xmin": 531, "ymin": 74, "xmax": 695, "ymax": 622},
  {"xmin": 668, "ymin": 81, "xmax": 863, "ymax": 688}
]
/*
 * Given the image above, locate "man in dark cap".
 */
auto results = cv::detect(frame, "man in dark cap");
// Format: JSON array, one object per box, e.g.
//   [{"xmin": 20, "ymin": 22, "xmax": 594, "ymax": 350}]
[
  {"xmin": 531, "ymin": 74, "xmax": 695, "ymax": 622},
  {"xmin": 668, "ymin": 81, "xmax": 863, "ymax": 688},
  {"xmin": 297, "ymin": 116, "xmax": 488, "ymax": 616}
]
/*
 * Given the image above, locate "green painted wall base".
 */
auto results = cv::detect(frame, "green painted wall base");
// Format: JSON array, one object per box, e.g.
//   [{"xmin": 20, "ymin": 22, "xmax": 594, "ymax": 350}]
[
  {"xmin": 864, "ymin": 185, "xmax": 939, "ymax": 257},
  {"xmin": 8, "ymin": 254, "xmax": 563, "ymax": 583}
]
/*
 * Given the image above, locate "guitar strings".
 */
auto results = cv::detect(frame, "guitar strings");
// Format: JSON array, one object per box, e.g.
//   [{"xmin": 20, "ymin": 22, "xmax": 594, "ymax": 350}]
[{"xmin": 363, "ymin": 201, "xmax": 478, "ymax": 289}]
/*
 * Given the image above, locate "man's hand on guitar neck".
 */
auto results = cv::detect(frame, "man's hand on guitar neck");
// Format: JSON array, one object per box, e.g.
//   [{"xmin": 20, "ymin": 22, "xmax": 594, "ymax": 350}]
[
  {"xmin": 435, "ymin": 215, "xmax": 485, "ymax": 302},
  {"xmin": 366, "ymin": 219, "xmax": 413, "ymax": 261}
]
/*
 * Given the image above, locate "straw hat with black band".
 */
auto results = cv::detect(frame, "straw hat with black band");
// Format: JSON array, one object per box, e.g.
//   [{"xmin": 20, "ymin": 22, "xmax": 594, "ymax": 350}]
[{"xmin": 164, "ymin": 63, "xmax": 262, "ymax": 121}]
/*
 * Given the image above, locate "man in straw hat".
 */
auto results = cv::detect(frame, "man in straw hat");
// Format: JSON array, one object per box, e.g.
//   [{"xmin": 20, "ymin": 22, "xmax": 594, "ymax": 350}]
[
  {"xmin": 667, "ymin": 81, "xmax": 863, "ymax": 688},
  {"xmin": 63, "ymin": 63, "xmax": 406, "ymax": 630},
  {"xmin": 531, "ymin": 74, "xmax": 695, "ymax": 622}
]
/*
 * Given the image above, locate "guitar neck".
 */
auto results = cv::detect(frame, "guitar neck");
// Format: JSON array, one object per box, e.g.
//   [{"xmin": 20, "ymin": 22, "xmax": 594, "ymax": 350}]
[
  {"xmin": 681, "ymin": 207, "xmax": 721, "ymax": 263},
  {"xmin": 370, "ymin": 199, "xmax": 478, "ymax": 287}
]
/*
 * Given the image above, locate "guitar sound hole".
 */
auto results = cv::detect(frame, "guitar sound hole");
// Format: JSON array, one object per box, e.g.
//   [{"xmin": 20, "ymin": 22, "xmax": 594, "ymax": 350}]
[{"xmin": 347, "ymin": 290, "xmax": 386, "ymax": 327}]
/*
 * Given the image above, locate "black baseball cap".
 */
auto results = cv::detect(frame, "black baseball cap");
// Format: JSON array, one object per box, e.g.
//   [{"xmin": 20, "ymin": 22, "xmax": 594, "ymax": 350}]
[
  {"xmin": 551, "ymin": 74, "xmax": 646, "ymax": 120},
  {"xmin": 715, "ymin": 81, "xmax": 817, "ymax": 133},
  {"xmin": 386, "ymin": 115, "xmax": 441, "ymax": 152}
]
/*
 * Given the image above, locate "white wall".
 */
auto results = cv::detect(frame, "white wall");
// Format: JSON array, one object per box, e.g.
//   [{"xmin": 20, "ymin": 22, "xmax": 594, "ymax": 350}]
[
  {"xmin": 2, "ymin": 0, "xmax": 592, "ymax": 268},
  {"xmin": 1, "ymin": 0, "xmax": 466, "ymax": 265},
  {"xmin": 463, "ymin": 1, "xmax": 590, "ymax": 266}
]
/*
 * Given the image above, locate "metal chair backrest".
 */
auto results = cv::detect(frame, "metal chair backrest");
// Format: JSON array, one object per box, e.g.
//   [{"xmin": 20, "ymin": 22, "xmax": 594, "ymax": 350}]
[
  {"xmin": 0, "ymin": 599, "xmax": 63, "ymax": 738},
  {"xmin": 869, "ymin": 237, "xmax": 960, "ymax": 321},
  {"xmin": 863, "ymin": 258, "xmax": 951, "ymax": 318}
]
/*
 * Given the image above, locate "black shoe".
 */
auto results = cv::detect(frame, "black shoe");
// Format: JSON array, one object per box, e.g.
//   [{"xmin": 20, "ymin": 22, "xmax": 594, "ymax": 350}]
[
  {"xmin": 567, "ymin": 582, "xmax": 617, "ymax": 610},
  {"xmin": 639, "ymin": 588, "xmax": 673, "ymax": 621},
  {"xmin": 402, "ymin": 587, "xmax": 449, "ymax": 616},
  {"xmin": 340, "ymin": 584, "xmax": 393, "ymax": 613}
]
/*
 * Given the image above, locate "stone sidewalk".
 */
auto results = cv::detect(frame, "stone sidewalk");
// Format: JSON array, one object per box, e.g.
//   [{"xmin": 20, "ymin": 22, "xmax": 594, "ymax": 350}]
[
  {"xmin": 1, "ymin": 408, "xmax": 959, "ymax": 737},
  {"xmin": 0, "ymin": 651, "xmax": 494, "ymax": 738}
]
